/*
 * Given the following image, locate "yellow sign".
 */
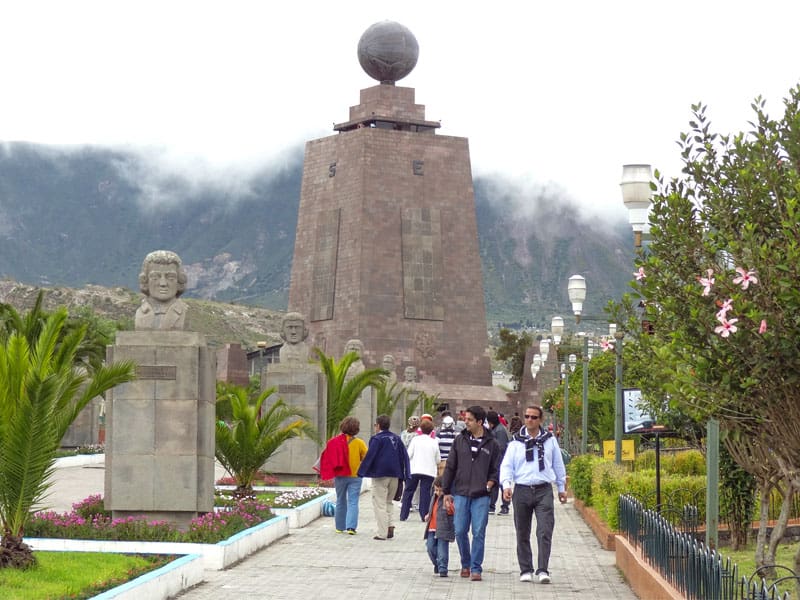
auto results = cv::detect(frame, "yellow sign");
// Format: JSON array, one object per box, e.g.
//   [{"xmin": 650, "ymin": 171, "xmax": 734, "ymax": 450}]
[{"xmin": 603, "ymin": 440, "xmax": 635, "ymax": 461}]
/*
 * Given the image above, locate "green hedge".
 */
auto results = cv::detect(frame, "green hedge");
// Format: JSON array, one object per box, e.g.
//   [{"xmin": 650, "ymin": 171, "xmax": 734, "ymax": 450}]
[{"xmin": 568, "ymin": 452, "xmax": 707, "ymax": 530}]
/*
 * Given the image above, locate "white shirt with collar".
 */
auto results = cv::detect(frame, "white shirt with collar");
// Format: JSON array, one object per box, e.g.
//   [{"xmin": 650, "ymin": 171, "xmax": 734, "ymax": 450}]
[{"xmin": 499, "ymin": 427, "xmax": 567, "ymax": 493}]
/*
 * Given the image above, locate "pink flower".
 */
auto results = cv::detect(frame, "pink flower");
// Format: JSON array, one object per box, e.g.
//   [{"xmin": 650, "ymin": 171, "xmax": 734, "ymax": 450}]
[
  {"xmin": 634, "ymin": 267, "xmax": 646, "ymax": 281},
  {"xmin": 715, "ymin": 318, "xmax": 739, "ymax": 338},
  {"xmin": 759, "ymin": 319, "xmax": 767, "ymax": 334},
  {"xmin": 733, "ymin": 267, "xmax": 758, "ymax": 290},
  {"xmin": 600, "ymin": 340, "xmax": 614, "ymax": 352},
  {"xmin": 716, "ymin": 299, "xmax": 733, "ymax": 321},
  {"xmin": 698, "ymin": 269, "xmax": 715, "ymax": 296}
]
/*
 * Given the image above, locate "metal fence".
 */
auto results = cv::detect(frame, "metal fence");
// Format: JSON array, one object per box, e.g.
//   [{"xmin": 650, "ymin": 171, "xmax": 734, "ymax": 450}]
[{"xmin": 618, "ymin": 495, "xmax": 797, "ymax": 600}]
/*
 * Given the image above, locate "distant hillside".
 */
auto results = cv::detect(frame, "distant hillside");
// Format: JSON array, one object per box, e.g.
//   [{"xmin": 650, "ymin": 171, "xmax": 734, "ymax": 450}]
[
  {"xmin": 0, "ymin": 280, "xmax": 284, "ymax": 349},
  {"xmin": 0, "ymin": 142, "xmax": 635, "ymax": 327}
]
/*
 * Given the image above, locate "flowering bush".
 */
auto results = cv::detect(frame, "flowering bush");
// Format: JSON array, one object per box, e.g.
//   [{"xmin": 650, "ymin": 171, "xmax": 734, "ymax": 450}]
[
  {"xmin": 214, "ymin": 487, "xmax": 327, "ymax": 509},
  {"xmin": 270, "ymin": 488, "xmax": 327, "ymax": 508},
  {"xmin": 27, "ymin": 496, "xmax": 273, "ymax": 544},
  {"xmin": 215, "ymin": 471, "xmax": 278, "ymax": 486}
]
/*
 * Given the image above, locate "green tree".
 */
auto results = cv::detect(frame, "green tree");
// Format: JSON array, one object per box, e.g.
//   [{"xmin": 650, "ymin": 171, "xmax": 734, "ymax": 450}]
[
  {"xmin": 313, "ymin": 349, "xmax": 386, "ymax": 439},
  {"xmin": 494, "ymin": 328, "xmax": 533, "ymax": 391},
  {"xmin": 376, "ymin": 380, "xmax": 409, "ymax": 418},
  {"xmin": 625, "ymin": 88, "xmax": 800, "ymax": 576},
  {"xmin": 214, "ymin": 384, "xmax": 319, "ymax": 498},
  {"xmin": 0, "ymin": 308, "xmax": 135, "ymax": 568}
]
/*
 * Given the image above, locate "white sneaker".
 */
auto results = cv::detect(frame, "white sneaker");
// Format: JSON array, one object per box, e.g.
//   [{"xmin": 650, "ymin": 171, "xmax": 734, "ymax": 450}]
[
  {"xmin": 519, "ymin": 572, "xmax": 533, "ymax": 582},
  {"xmin": 538, "ymin": 572, "xmax": 551, "ymax": 584}
]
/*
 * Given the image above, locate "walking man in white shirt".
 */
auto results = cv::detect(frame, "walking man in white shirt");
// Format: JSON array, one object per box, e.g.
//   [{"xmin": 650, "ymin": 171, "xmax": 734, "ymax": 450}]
[{"xmin": 499, "ymin": 405, "xmax": 567, "ymax": 584}]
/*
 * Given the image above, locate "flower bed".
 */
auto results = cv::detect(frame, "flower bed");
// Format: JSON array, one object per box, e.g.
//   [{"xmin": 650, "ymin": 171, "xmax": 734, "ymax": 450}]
[{"xmin": 28, "ymin": 494, "xmax": 273, "ymax": 544}]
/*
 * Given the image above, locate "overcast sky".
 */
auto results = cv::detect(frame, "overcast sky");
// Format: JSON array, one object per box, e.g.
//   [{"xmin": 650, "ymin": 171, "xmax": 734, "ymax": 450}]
[{"xmin": 2, "ymin": 1, "xmax": 799, "ymax": 219}]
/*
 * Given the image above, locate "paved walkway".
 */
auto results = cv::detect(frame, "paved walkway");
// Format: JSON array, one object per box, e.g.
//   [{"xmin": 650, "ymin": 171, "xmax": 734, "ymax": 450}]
[{"xmin": 50, "ymin": 462, "xmax": 637, "ymax": 599}]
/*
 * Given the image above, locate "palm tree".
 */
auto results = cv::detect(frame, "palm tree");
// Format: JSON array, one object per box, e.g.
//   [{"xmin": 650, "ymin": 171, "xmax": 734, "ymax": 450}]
[
  {"xmin": 314, "ymin": 349, "xmax": 387, "ymax": 439},
  {"xmin": 0, "ymin": 308, "xmax": 135, "ymax": 568},
  {"xmin": 376, "ymin": 380, "xmax": 409, "ymax": 417},
  {"xmin": 215, "ymin": 384, "xmax": 319, "ymax": 498},
  {"xmin": 405, "ymin": 391, "xmax": 441, "ymax": 421}
]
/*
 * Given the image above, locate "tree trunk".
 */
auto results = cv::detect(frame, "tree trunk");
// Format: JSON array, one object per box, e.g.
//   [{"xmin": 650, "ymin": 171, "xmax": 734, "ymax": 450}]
[
  {"xmin": 765, "ymin": 481, "xmax": 797, "ymax": 572},
  {"xmin": 0, "ymin": 534, "xmax": 36, "ymax": 569},
  {"xmin": 754, "ymin": 481, "xmax": 771, "ymax": 569}
]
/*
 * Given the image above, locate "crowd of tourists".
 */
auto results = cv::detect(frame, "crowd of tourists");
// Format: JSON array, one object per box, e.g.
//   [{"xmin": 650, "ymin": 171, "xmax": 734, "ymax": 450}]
[{"xmin": 318, "ymin": 403, "xmax": 567, "ymax": 584}]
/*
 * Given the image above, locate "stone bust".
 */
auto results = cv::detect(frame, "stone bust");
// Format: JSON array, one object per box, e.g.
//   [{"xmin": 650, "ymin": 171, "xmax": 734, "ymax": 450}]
[
  {"xmin": 403, "ymin": 365, "xmax": 418, "ymax": 384},
  {"xmin": 382, "ymin": 354, "xmax": 397, "ymax": 383},
  {"xmin": 134, "ymin": 250, "xmax": 188, "ymax": 331},
  {"xmin": 344, "ymin": 338, "xmax": 365, "ymax": 381},
  {"xmin": 279, "ymin": 311, "xmax": 310, "ymax": 364}
]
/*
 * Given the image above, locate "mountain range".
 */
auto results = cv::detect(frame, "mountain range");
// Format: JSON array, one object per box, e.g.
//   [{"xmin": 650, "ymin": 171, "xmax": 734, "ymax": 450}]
[{"xmin": 0, "ymin": 141, "xmax": 636, "ymax": 329}]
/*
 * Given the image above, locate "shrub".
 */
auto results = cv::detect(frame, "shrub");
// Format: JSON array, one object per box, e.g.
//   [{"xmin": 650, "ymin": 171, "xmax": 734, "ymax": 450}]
[
  {"xmin": 634, "ymin": 449, "xmax": 705, "ymax": 476},
  {"xmin": 72, "ymin": 494, "xmax": 110, "ymax": 520},
  {"xmin": 566, "ymin": 454, "xmax": 603, "ymax": 505}
]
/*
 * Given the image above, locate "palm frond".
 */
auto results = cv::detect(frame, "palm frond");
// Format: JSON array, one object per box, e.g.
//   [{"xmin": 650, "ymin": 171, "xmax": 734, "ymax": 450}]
[{"xmin": 214, "ymin": 383, "xmax": 318, "ymax": 491}]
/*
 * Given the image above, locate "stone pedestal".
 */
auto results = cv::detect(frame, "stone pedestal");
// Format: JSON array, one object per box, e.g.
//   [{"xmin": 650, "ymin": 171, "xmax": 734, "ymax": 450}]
[
  {"xmin": 105, "ymin": 331, "xmax": 215, "ymax": 529},
  {"xmin": 61, "ymin": 396, "xmax": 103, "ymax": 448},
  {"xmin": 262, "ymin": 363, "xmax": 325, "ymax": 475},
  {"xmin": 352, "ymin": 386, "xmax": 376, "ymax": 445}
]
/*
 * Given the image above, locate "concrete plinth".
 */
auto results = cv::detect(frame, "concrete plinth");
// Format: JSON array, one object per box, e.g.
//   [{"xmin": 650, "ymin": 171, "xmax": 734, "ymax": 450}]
[
  {"xmin": 262, "ymin": 364, "xmax": 325, "ymax": 475},
  {"xmin": 105, "ymin": 331, "xmax": 215, "ymax": 529}
]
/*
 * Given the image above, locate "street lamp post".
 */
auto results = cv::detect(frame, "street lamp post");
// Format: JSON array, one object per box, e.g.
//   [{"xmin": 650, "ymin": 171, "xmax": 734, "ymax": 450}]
[
  {"xmin": 620, "ymin": 164, "xmax": 653, "ymax": 249},
  {"xmin": 568, "ymin": 274, "xmax": 619, "ymax": 461},
  {"xmin": 562, "ymin": 354, "xmax": 576, "ymax": 453}
]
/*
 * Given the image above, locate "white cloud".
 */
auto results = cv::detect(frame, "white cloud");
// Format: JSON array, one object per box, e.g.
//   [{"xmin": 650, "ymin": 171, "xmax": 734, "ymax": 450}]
[{"xmin": 1, "ymin": 0, "xmax": 798, "ymax": 219}]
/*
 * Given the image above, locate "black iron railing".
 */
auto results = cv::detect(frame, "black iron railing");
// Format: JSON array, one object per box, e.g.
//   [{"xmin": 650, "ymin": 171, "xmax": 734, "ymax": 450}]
[{"xmin": 618, "ymin": 495, "xmax": 796, "ymax": 600}]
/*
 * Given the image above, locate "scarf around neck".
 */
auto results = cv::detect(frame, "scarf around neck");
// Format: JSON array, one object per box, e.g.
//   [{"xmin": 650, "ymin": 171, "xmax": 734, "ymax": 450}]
[{"xmin": 514, "ymin": 427, "xmax": 552, "ymax": 471}]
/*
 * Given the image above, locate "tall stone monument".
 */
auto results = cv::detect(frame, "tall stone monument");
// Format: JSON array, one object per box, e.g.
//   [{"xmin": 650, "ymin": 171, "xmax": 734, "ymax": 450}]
[
  {"xmin": 262, "ymin": 311, "xmax": 326, "ymax": 474},
  {"xmin": 288, "ymin": 21, "xmax": 493, "ymax": 393},
  {"xmin": 105, "ymin": 251, "xmax": 215, "ymax": 527}
]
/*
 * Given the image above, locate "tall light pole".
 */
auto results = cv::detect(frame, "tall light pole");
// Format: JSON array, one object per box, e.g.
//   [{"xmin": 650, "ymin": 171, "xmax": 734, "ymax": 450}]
[
  {"xmin": 616, "ymin": 163, "xmax": 653, "ymax": 465},
  {"xmin": 620, "ymin": 164, "xmax": 653, "ymax": 249},
  {"xmin": 568, "ymin": 275, "xmax": 617, "ymax": 460},
  {"xmin": 562, "ymin": 353, "xmax": 576, "ymax": 452}
]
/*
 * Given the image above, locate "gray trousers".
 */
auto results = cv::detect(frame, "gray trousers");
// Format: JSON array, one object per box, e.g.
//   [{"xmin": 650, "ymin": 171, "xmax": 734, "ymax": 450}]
[{"xmin": 511, "ymin": 484, "xmax": 555, "ymax": 575}]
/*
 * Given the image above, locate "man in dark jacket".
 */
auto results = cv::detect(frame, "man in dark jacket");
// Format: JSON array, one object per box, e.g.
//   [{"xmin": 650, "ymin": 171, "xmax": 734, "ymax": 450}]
[
  {"xmin": 358, "ymin": 414, "xmax": 411, "ymax": 540},
  {"xmin": 487, "ymin": 410, "xmax": 511, "ymax": 515},
  {"xmin": 441, "ymin": 405, "xmax": 501, "ymax": 582}
]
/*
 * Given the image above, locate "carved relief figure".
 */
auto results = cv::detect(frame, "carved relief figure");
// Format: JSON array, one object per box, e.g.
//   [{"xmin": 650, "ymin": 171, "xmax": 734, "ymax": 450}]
[
  {"xmin": 279, "ymin": 311, "xmax": 310, "ymax": 364},
  {"xmin": 382, "ymin": 354, "xmax": 397, "ymax": 383},
  {"xmin": 344, "ymin": 338, "xmax": 365, "ymax": 381},
  {"xmin": 134, "ymin": 250, "xmax": 188, "ymax": 331},
  {"xmin": 403, "ymin": 365, "xmax": 418, "ymax": 384}
]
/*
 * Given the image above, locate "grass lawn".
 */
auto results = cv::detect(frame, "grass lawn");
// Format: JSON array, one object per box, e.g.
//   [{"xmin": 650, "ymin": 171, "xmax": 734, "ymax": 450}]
[
  {"xmin": 0, "ymin": 551, "xmax": 174, "ymax": 600},
  {"xmin": 724, "ymin": 541, "xmax": 799, "ymax": 598}
]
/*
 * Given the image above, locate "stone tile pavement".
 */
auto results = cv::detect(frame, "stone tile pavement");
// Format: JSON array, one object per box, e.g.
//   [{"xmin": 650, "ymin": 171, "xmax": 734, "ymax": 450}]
[{"xmin": 50, "ymin": 462, "xmax": 637, "ymax": 599}]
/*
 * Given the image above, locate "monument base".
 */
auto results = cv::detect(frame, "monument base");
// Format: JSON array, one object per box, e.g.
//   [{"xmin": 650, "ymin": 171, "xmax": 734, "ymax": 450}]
[
  {"xmin": 105, "ymin": 331, "xmax": 215, "ymax": 528},
  {"xmin": 262, "ymin": 363, "xmax": 324, "ymax": 476}
]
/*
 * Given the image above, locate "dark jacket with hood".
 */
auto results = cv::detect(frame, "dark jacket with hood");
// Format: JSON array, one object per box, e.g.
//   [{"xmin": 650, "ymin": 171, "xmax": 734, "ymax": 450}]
[{"xmin": 441, "ymin": 426, "xmax": 501, "ymax": 498}]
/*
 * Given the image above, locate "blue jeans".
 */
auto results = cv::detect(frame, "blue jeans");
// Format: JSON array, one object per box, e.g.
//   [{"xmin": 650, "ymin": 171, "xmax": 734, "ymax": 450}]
[
  {"xmin": 425, "ymin": 530, "xmax": 450, "ymax": 573},
  {"xmin": 334, "ymin": 476, "xmax": 362, "ymax": 531},
  {"xmin": 453, "ymin": 494, "xmax": 490, "ymax": 574}
]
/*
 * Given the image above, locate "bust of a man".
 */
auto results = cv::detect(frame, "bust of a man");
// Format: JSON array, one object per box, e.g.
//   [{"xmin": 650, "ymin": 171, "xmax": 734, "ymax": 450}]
[
  {"xmin": 279, "ymin": 311, "xmax": 309, "ymax": 364},
  {"xmin": 134, "ymin": 250, "xmax": 188, "ymax": 331},
  {"xmin": 403, "ymin": 365, "xmax": 418, "ymax": 384},
  {"xmin": 344, "ymin": 338, "xmax": 365, "ymax": 381},
  {"xmin": 382, "ymin": 354, "xmax": 397, "ymax": 383}
]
